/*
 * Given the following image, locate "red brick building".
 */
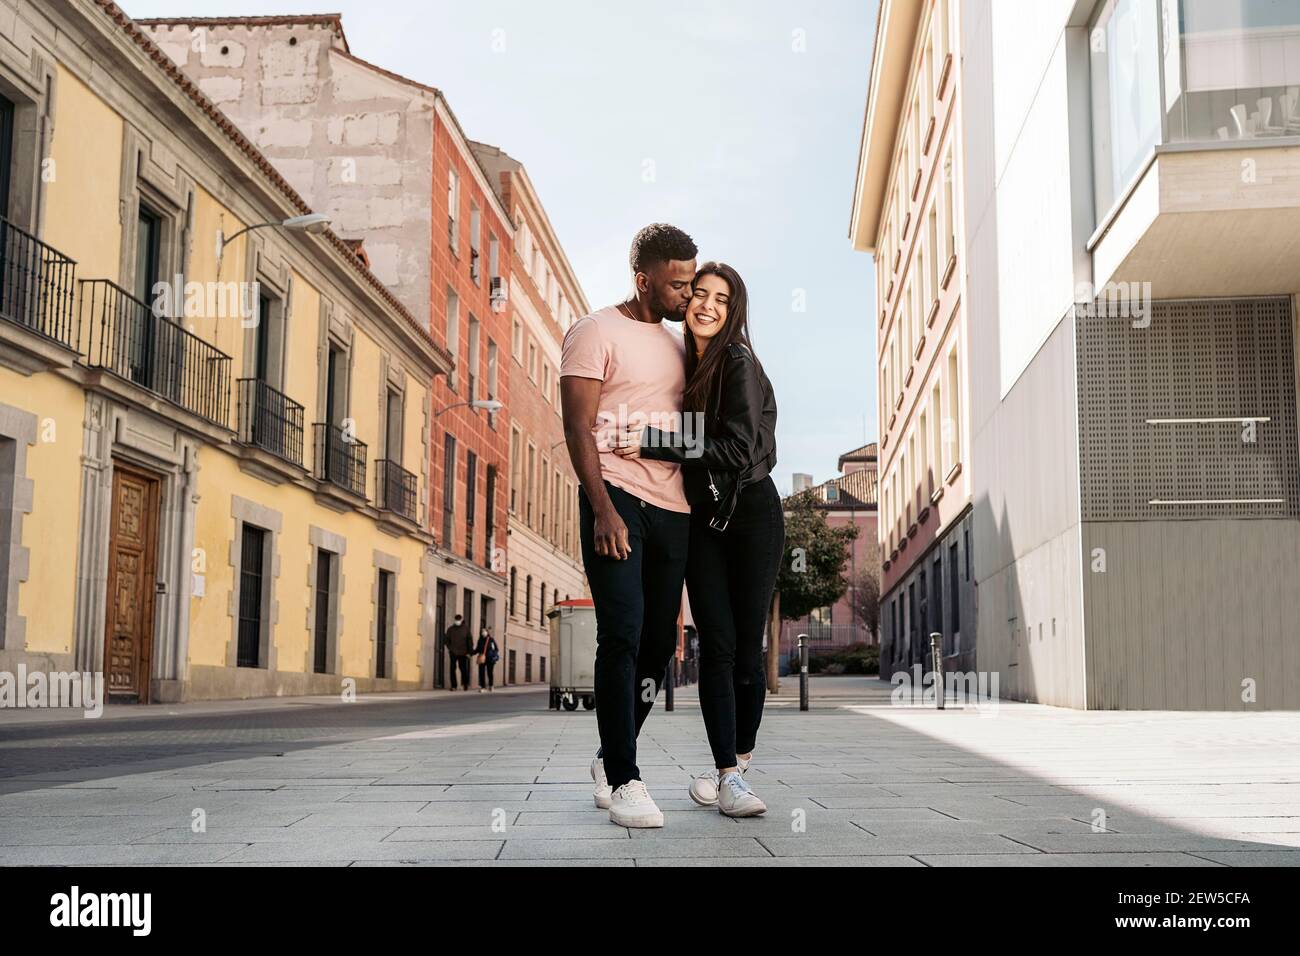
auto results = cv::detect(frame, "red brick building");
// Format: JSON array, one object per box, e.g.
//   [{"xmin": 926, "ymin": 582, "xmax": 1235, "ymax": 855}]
[
  {"xmin": 782, "ymin": 442, "xmax": 881, "ymax": 657},
  {"xmin": 471, "ymin": 141, "xmax": 589, "ymax": 686}
]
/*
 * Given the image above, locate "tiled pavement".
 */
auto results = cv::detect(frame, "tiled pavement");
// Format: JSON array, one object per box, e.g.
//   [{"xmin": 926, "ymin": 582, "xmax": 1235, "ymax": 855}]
[{"xmin": 2, "ymin": 677, "xmax": 1300, "ymax": 866}]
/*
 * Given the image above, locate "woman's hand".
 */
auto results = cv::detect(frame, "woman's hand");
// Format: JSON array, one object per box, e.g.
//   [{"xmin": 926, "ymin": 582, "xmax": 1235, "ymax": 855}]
[{"xmin": 611, "ymin": 424, "xmax": 644, "ymax": 459}]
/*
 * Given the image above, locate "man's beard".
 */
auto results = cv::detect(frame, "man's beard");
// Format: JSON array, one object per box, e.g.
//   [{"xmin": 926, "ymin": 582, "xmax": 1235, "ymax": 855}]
[{"xmin": 654, "ymin": 298, "xmax": 688, "ymax": 322}]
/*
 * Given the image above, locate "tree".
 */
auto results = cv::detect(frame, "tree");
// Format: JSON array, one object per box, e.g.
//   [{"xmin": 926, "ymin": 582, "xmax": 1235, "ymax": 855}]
[
  {"xmin": 847, "ymin": 561, "xmax": 881, "ymax": 644},
  {"xmin": 766, "ymin": 490, "xmax": 859, "ymax": 691}
]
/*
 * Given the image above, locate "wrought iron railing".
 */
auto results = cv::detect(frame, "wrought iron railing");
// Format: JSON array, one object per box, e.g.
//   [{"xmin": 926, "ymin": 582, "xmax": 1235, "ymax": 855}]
[
  {"xmin": 314, "ymin": 422, "xmax": 367, "ymax": 497},
  {"xmin": 79, "ymin": 279, "xmax": 231, "ymax": 427},
  {"xmin": 0, "ymin": 215, "xmax": 78, "ymax": 350},
  {"xmin": 376, "ymin": 458, "xmax": 418, "ymax": 521},
  {"xmin": 237, "ymin": 378, "xmax": 305, "ymax": 466}
]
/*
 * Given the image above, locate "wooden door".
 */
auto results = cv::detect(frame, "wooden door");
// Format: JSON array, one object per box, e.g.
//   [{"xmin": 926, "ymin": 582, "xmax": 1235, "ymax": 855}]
[{"xmin": 104, "ymin": 463, "xmax": 160, "ymax": 702}]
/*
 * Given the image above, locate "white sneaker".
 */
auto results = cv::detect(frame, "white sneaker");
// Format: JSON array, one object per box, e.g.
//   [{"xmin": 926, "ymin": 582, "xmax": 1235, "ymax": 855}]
[
  {"xmin": 608, "ymin": 780, "xmax": 664, "ymax": 828},
  {"xmin": 591, "ymin": 757, "xmax": 612, "ymax": 809},
  {"xmin": 688, "ymin": 770, "xmax": 720, "ymax": 807},
  {"xmin": 717, "ymin": 771, "xmax": 766, "ymax": 817}
]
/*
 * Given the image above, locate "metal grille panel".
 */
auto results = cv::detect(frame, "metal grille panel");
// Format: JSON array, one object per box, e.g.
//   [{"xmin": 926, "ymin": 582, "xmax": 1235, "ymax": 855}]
[{"xmin": 1076, "ymin": 297, "xmax": 1298, "ymax": 520}]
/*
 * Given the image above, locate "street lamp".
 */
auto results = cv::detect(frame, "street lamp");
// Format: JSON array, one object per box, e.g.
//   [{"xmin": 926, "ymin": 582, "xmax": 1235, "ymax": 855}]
[
  {"xmin": 435, "ymin": 399, "xmax": 503, "ymax": 418},
  {"xmin": 217, "ymin": 213, "xmax": 332, "ymax": 268}
]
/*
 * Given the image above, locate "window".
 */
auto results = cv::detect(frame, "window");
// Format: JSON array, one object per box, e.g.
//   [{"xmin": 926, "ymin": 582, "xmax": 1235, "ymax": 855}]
[
  {"xmin": 930, "ymin": 382, "xmax": 942, "ymax": 485},
  {"xmin": 1163, "ymin": 0, "xmax": 1300, "ymax": 146},
  {"xmin": 1089, "ymin": 0, "xmax": 1161, "ymax": 219},
  {"xmin": 526, "ymin": 442, "xmax": 536, "ymax": 526},
  {"xmin": 964, "ymin": 526, "xmax": 971, "ymax": 582},
  {"xmin": 525, "ymin": 575, "xmax": 533, "ymax": 623},
  {"xmin": 525, "ymin": 653, "xmax": 532, "ymax": 682},
  {"xmin": 540, "ymin": 457, "xmax": 549, "ymax": 535},
  {"xmin": 932, "ymin": 556, "xmax": 943, "ymax": 638},
  {"xmin": 539, "ymin": 580, "xmax": 547, "ymax": 624},
  {"xmin": 0, "ymin": 93, "xmax": 13, "ymax": 217},
  {"xmin": 488, "ymin": 233, "xmax": 499, "ymax": 284},
  {"xmin": 552, "ymin": 470, "xmax": 561, "ymax": 541},
  {"xmin": 509, "ymin": 426, "xmax": 522, "ymax": 514},
  {"xmin": 375, "ymin": 569, "xmax": 393, "ymax": 679},
  {"xmin": 539, "ymin": 657, "xmax": 546, "ymax": 682},
  {"xmin": 509, "ymin": 649, "xmax": 517, "ymax": 684},
  {"xmin": 469, "ymin": 203, "xmax": 481, "ymax": 284},
  {"xmin": 465, "ymin": 450, "xmax": 477, "ymax": 561},
  {"xmin": 129, "ymin": 205, "xmax": 164, "ymax": 387},
  {"xmin": 385, "ymin": 388, "xmax": 403, "ymax": 464},
  {"xmin": 934, "ymin": 0, "xmax": 948, "ymax": 90},
  {"xmin": 950, "ymin": 541, "xmax": 960, "ymax": 634},
  {"xmin": 313, "ymin": 548, "xmax": 334, "ymax": 674},
  {"xmin": 487, "ymin": 339, "xmax": 498, "ymax": 405},
  {"xmin": 447, "ymin": 168, "xmax": 460, "ymax": 253},
  {"xmin": 253, "ymin": 290, "xmax": 285, "ymax": 388},
  {"xmin": 943, "ymin": 152, "xmax": 955, "ymax": 265},
  {"xmin": 446, "ymin": 288, "xmax": 460, "ymax": 391},
  {"xmin": 918, "ymin": 568, "xmax": 928, "ymax": 643},
  {"xmin": 563, "ymin": 481, "xmax": 573, "ymax": 553},
  {"xmin": 927, "ymin": 202, "xmax": 939, "ymax": 310},
  {"xmin": 542, "ymin": 363, "xmax": 551, "ymax": 404},
  {"xmin": 509, "ymin": 566, "xmax": 517, "ymax": 616},
  {"xmin": 919, "ymin": 409, "xmax": 930, "ymax": 497},
  {"xmin": 527, "ymin": 341, "xmax": 538, "ymax": 382},
  {"xmin": 467, "ymin": 314, "xmax": 480, "ymax": 403},
  {"xmin": 237, "ymin": 525, "xmax": 267, "ymax": 668},
  {"xmin": 512, "ymin": 319, "xmax": 523, "ymax": 361},
  {"xmin": 485, "ymin": 464, "xmax": 497, "ymax": 562},
  {"xmin": 946, "ymin": 348, "xmax": 962, "ymax": 470},
  {"xmin": 442, "ymin": 433, "xmax": 456, "ymax": 546}
]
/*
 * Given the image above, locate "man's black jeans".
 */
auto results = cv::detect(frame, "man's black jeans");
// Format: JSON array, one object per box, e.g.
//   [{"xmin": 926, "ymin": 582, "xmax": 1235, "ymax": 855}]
[
  {"xmin": 686, "ymin": 475, "xmax": 785, "ymax": 770},
  {"xmin": 579, "ymin": 480, "xmax": 690, "ymax": 792}
]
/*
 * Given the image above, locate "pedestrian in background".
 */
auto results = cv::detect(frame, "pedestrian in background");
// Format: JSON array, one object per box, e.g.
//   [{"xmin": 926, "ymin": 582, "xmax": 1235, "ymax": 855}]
[
  {"xmin": 445, "ymin": 614, "xmax": 473, "ymax": 691},
  {"xmin": 476, "ymin": 627, "xmax": 500, "ymax": 692}
]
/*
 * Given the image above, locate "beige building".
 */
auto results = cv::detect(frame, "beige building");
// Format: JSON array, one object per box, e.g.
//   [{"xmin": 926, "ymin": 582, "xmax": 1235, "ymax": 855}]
[
  {"xmin": 472, "ymin": 142, "xmax": 589, "ymax": 685},
  {"xmin": 851, "ymin": 0, "xmax": 976, "ymax": 678},
  {"xmin": 0, "ymin": 0, "xmax": 449, "ymax": 702},
  {"xmin": 135, "ymin": 13, "xmax": 524, "ymax": 683}
]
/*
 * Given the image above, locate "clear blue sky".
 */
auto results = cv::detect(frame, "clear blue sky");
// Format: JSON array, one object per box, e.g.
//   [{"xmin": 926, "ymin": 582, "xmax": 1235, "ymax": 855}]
[{"xmin": 123, "ymin": 0, "xmax": 880, "ymax": 493}]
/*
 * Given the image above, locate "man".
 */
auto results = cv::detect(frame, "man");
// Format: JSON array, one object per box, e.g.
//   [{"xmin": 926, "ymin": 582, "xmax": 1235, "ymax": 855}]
[
  {"xmin": 444, "ymin": 613, "xmax": 473, "ymax": 691},
  {"xmin": 560, "ymin": 223, "xmax": 697, "ymax": 828}
]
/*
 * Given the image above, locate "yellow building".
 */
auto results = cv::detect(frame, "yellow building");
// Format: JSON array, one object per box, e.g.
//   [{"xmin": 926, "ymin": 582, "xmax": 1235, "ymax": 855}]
[{"xmin": 0, "ymin": 0, "xmax": 452, "ymax": 702}]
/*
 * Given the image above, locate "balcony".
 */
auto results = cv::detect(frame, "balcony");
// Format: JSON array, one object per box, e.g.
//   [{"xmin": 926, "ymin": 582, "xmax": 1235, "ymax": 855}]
[
  {"xmin": 1089, "ymin": 0, "xmax": 1300, "ymax": 298},
  {"xmin": 376, "ymin": 458, "xmax": 418, "ymax": 523},
  {"xmin": 79, "ymin": 279, "xmax": 231, "ymax": 427},
  {"xmin": 0, "ymin": 216, "xmax": 78, "ymax": 367},
  {"xmin": 237, "ymin": 378, "xmax": 305, "ymax": 467},
  {"xmin": 314, "ymin": 422, "xmax": 367, "ymax": 499}
]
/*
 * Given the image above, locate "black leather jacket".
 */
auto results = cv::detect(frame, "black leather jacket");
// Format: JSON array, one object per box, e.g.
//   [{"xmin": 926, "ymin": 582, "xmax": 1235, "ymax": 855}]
[{"xmin": 640, "ymin": 341, "xmax": 777, "ymax": 530}]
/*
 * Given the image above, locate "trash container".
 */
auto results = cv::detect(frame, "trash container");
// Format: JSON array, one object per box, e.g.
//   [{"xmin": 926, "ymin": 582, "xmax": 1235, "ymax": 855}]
[{"xmin": 548, "ymin": 598, "xmax": 596, "ymax": 711}]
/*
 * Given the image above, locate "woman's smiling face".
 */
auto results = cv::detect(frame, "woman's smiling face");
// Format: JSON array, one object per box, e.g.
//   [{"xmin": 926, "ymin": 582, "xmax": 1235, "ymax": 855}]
[{"xmin": 686, "ymin": 272, "xmax": 731, "ymax": 343}]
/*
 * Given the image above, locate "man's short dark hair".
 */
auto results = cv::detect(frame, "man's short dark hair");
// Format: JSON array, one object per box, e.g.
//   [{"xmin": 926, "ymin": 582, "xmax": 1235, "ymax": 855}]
[{"xmin": 629, "ymin": 223, "xmax": 697, "ymax": 273}]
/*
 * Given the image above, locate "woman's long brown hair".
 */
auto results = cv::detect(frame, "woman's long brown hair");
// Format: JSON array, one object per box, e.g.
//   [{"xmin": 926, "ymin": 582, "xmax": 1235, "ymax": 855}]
[{"xmin": 683, "ymin": 262, "xmax": 758, "ymax": 415}]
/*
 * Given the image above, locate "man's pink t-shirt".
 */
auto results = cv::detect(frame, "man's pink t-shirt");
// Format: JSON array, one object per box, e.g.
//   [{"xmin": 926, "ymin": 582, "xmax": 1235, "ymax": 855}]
[{"xmin": 560, "ymin": 305, "xmax": 690, "ymax": 513}]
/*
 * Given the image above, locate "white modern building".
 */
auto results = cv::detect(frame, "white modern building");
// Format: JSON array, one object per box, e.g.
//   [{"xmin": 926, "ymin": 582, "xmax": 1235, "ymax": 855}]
[{"xmin": 854, "ymin": 0, "xmax": 1300, "ymax": 709}]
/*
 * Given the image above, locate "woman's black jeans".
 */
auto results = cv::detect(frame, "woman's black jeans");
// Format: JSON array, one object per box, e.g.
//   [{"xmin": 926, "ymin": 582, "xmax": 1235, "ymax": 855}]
[{"xmin": 686, "ymin": 474, "xmax": 785, "ymax": 770}]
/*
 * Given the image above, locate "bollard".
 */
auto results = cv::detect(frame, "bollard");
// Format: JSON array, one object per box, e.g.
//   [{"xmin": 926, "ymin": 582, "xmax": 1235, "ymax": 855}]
[
  {"xmin": 665, "ymin": 657, "xmax": 676, "ymax": 712},
  {"xmin": 930, "ymin": 632, "xmax": 945, "ymax": 710},
  {"xmin": 798, "ymin": 633, "xmax": 809, "ymax": 712}
]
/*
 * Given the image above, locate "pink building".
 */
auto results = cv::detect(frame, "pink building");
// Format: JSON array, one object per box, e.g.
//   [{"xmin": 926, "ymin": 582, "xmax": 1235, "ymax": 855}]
[{"xmin": 781, "ymin": 442, "xmax": 880, "ymax": 659}]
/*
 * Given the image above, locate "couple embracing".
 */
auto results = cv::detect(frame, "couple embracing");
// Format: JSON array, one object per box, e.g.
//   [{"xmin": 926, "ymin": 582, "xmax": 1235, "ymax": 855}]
[{"xmin": 559, "ymin": 223, "xmax": 784, "ymax": 828}]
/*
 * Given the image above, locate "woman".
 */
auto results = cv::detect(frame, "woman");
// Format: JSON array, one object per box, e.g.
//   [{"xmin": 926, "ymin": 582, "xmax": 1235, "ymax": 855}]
[
  {"xmin": 614, "ymin": 262, "xmax": 782, "ymax": 818},
  {"xmin": 475, "ymin": 627, "xmax": 499, "ymax": 693}
]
